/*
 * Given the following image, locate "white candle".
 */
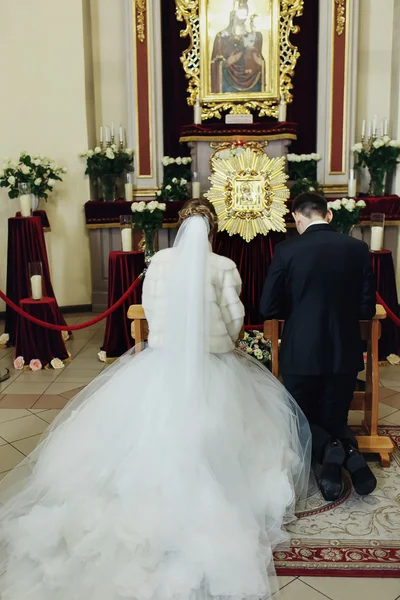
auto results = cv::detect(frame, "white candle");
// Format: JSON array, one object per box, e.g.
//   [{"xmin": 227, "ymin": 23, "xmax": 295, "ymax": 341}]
[
  {"xmin": 192, "ymin": 181, "xmax": 201, "ymax": 198},
  {"xmin": 370, "ymin": 226, "xmax": 384, "ymax": 252},
  {"xmin": 31, "ymin": 275, "xmax": 43, "ymax": 300},
  {"xmin": 106, "ymin": 126, "xmax": 111, "ymax": 142},
  {"xmin": 367, "ymin": 121, "xmax": 371, "ymax": 139},
  {"xmin": 20, "ymin": 194, "xmax": 31, "ymax": 217},
  {"xmin": 348, "ymin": 179, "xmax": 357, "ymax": 198},
  {"xmin": 361, "ymin": 119, "xmax": 366, "ymax": 137},
  {"xmin": 373, "ymin": 114, "xmax": 377, "ymax": 135},
  {"xmin": 194, "ymin": 100, "xmax": 202, "ymax": 125},
  {"xmin": 125, "ymin": 183, "xmax": 133, "ymax": 202},
  {"xmin": 121, "ymin": 228, "xmax": 133, "ymax": 252},
  {"xmin": 111, "ymin": 121, "xmax": 115, "ymax": 138},
  {"xmin": 384, "ymin": 119, "xmax": 389, "ymax": 136},
  {"xmin": 278, "ymin": 101, "xmax": 287, "ymax": 122},
  {"xmin": 119, "ymin": 125, "xmax": 124, "ymax": 144},
  {"xmin": 100, "ymin": 126, "xmax": 103, "ymax": 144}
]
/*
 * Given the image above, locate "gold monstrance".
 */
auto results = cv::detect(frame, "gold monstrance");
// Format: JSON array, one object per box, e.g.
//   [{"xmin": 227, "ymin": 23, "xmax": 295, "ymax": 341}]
[{"xmin": 205, "ymin": 143, "xmax": 289, "ymax": 242}]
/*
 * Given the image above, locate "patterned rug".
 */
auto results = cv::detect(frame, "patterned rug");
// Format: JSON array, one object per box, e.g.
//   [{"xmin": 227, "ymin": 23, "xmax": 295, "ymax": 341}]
[{"xmin": 275, "ymin": 426, "xmax": 400, "ymax": 577}]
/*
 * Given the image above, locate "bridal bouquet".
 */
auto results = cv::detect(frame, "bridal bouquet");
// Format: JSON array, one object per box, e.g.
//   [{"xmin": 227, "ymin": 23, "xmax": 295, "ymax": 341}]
[
  {"xmin": 352, "ymin": 136, "xmax": 400, "ymax": 196},
  {"xmin": 158, "ymin": 156, "xmax": 192, "ymax": 202},
  {"xmin": 238, "ymin": 330, "xmax": 272, "ymax": 366},
  {"xmin": 327, "ymin": 198, "xmax": 366, "ymax": 234},
  {"xmin": 0, "ymin": 153, "xmax": 66, "ymax": 200},
  {"xmin": 287, "ymin": 153, "xmax": 322, "ymax": 198}
]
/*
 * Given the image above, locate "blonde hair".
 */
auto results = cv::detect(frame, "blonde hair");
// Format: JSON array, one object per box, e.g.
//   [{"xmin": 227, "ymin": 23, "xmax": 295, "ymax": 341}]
[{"xmin": 178, "ymin": 199, "xmax": 218, "ymax": 238}]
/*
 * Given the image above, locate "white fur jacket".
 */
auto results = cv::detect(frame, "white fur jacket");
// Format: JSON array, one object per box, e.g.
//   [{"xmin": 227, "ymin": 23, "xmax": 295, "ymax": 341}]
[{"xmin": 142, "ymin": 248, "xmax": 245, "ymax": 353}]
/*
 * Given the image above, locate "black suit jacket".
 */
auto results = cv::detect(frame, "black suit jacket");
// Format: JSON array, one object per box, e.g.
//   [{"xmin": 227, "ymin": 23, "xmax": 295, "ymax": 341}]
[{"xmin": 260, "ymin": 224, "xmax": 376, "ymax": 375}]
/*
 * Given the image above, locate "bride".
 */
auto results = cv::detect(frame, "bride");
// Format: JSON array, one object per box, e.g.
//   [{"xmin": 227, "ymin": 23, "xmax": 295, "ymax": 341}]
[{"xmin": 0, "ymin": 199, "xmax": 311, "ymax": 600}]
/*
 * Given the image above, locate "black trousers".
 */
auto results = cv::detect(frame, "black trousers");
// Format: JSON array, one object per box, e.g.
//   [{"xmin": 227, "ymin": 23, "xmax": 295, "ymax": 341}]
[{"xmin": 283, "ymin": 374, "xmax": 358, "ymax": 461}]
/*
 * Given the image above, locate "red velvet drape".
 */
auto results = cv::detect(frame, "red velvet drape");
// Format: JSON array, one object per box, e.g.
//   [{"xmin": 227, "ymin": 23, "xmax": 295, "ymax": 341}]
[
  {"xmin": 161, "ymin": 0, "xmax": 319, "ymax": 154},
  {"xmin": 15, "ymin": 298, "xmax": 69, "ymax": 365}
]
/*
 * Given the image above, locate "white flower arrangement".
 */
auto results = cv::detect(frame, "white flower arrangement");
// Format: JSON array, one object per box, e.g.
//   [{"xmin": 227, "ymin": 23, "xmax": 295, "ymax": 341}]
[
  {"xmin": 327, "ymin": 198, "xmax": 366, "ymax": 234},
  {"xmin": 352, "ymin": 134, "xmax": 400, "ymax": 195},
  {"xmin": 131, "ymin": 200, "xmax": 166, "ymax": 231},
  {"xmin": 159, "ymin": 156, "xmax": 192, "ymax": 202},
  {"xmin": 287, "ymin": 153, "xmax": 321, "ymax": 162},
  {"xmin": 287, "ymin": 152, "xmax": 322, "ymax": 198},
  {"xmin": 161, "ymin": 156, "xmax": 192, "ymax": 166},
  {"xmin": 328, "ymin": 198, "xmax": 366, "ymax": 213},
  {"xmin": 215, "ymin": 147, "xmax": 246, "ymax": 160},
  {"xmin": 0, "ymin": 153, "xmax": 66, "ymax": 200},
  {"xmin": 131, "ymin": 201, "xmax": 166, "ymax": 213}
]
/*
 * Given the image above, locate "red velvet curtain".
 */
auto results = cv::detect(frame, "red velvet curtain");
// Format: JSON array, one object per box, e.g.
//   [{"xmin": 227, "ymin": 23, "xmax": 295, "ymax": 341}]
[{"xmin": 161, "ymin": 0, "xmax": 319, "ymax": 154}]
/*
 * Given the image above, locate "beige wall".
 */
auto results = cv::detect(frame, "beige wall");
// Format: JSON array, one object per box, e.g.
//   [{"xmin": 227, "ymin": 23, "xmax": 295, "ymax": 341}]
[
  {"xmin": 90, "ymin": 0, "xmax": 129, "ymax": 146},
  {"xmin": 356, "ymin": 0, "xmax": 394, "ymax": 141},
  {"xmin": 0, "ymin": 0, "xmax": 93, "ymax": 310}
]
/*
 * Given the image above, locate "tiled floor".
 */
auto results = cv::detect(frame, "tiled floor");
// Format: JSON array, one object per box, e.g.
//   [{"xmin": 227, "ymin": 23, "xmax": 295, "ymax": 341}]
[{"xmin": 0, "ymin": 313, "xmax": 400, "ymax": 599}]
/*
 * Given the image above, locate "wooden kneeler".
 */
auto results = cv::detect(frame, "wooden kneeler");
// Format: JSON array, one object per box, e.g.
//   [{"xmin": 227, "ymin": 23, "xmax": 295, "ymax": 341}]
[
  {"xmin": 263, "ymin": 305, "xmax": 394, "ymax": 467},
  {"xmin": 127, "ymin": 304, "xmax": 394, "ymax": 466}
]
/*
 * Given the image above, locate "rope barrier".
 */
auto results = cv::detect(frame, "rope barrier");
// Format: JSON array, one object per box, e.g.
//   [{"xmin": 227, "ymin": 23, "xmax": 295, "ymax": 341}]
[
  {"xmin": 0, "ymin": 278, "xmax": 399, "ymax": 333},
  {"xmin": 376, "ymin": 292, "xmax": 400, "ymax": 328},
  {"xmin": 0, "ymin": 271, "xmax": 145, "ymax": 332}
]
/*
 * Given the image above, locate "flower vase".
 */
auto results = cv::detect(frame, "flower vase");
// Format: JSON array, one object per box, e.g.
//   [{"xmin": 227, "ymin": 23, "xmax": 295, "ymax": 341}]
[
  {"xmin": 143, "ymin": 227, "xmax": 157, "ymax": 265},
  {"xmin": 368, "ymin": 170, "xmax": 386, "ymax": 197},
  {"xmin": 100, "ymin": 174, "xmax": 117, "ymax": 202},
  {"xmin": 31, "ymin": 195, "xmax": 39, "ymax": 212}
]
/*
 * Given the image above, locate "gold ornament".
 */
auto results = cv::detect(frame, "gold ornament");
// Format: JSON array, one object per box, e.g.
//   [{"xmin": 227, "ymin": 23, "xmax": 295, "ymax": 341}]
[
  {"xmin": 335, "ymin": 0, "xmax": 346, "ymax": 36},
  {"xmin": 175, "ymin": 0, "xmax": 304, "ymax": 120},
  {"xmin": 205, "ymin": 143, "xmax": 289, "ymax": 242},
  {"xmin": 135, "ymin": 0, "xmax": 147, "ymax": 43}
]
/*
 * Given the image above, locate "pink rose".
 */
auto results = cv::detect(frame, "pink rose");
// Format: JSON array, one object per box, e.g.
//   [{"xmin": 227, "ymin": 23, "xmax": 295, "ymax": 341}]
[
  {"xmin": 29, "ymin": 359, "xmax": 42, "ymax": 372},
  {"xmin": 13, "ymin": 356, "xmax": 25, "ymax": 370}
]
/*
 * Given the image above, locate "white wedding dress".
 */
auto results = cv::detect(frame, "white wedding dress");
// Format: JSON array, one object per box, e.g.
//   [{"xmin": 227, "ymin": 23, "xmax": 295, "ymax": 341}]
[{"xmin": 0, "ymin": 217, "xmax": 311, "ymax": 600}]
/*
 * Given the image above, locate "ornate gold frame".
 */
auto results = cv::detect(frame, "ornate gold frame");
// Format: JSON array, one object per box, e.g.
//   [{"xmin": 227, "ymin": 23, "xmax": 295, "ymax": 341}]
[
  {"xmin": 205, "ymin": 142, "xmax": 289, "ymax": 242},
  {"xmin": 175, "ymin": 0, "xmax": 304, "ymax": 119}
]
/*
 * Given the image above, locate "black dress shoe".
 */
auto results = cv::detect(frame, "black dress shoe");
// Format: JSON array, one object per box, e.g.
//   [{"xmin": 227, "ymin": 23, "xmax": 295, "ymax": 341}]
[
  {"xmin": 319, "ymin": 440, "xmax": 345, "ymax": 502},
  {"xmin": 342, "ymin": 440, "xmax": 377, "ymax": 496}
]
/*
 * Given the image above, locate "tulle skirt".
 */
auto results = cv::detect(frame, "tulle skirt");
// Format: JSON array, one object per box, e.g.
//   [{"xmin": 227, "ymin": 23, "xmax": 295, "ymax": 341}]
[{"xmin": 0, "ymin": 347, "xmax": 311, "ymax": 600}]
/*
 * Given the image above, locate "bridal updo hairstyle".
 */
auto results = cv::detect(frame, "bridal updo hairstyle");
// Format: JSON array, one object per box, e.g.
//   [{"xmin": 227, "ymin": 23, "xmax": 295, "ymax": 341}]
[{"xmin": 178, "ymin": 198, "xmax": 218, "ymax": 239}]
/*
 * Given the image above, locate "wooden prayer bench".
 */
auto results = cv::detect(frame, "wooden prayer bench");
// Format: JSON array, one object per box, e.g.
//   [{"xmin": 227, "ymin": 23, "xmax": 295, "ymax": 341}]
[
  {"xmin": 127, "ymin": 304, "xmax": 394, "ymax": 467},
  {"xmin": 263, "ymin": 305, "xmax": 394, "ymax": 467}
]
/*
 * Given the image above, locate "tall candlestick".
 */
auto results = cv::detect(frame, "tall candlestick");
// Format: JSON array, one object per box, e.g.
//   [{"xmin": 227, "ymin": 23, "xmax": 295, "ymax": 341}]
[
  {"xmin": 361, "ymin": 119, "xmax": 366, "ymax": 138},
  {"xmin": 119, "ymin": 125, "xmax": 124, "ymax": 145},
  {"xmin": 384, "ymin": 119, "xmax": 389, "ymax": 136},
  {"xmin": 100, "ymin": 126, "xmax": 103, "ymax": 144},
  {"xmin": 373, "ymin": 114, "xmax": 377, "ymax": 135}
]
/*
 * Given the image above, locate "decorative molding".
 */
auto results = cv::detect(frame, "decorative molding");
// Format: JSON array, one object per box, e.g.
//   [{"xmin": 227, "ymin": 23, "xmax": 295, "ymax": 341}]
[
  {"xmin": 335, "ymin": 0, "xmax": 346, "ymax": 36},
  {"xmin": 135, "ymin": 0, "xmax": 146, "ymax": 42}
]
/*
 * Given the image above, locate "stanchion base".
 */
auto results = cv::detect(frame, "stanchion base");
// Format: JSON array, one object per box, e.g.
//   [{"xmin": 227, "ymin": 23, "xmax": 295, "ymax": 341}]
[{"xmin": 0, "ymin": 368, "xmax": 10, "ymax": 383}]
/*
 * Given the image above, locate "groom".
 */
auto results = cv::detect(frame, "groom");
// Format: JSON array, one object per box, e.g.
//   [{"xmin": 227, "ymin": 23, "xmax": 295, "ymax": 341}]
[{"xmin": 260, "ymin": 192, "xmax": 377, "ymax": 501}]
